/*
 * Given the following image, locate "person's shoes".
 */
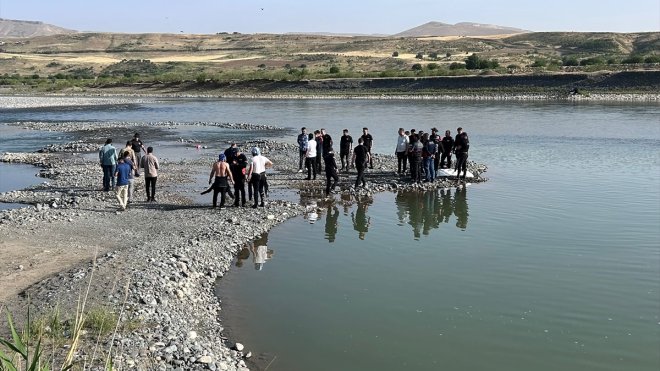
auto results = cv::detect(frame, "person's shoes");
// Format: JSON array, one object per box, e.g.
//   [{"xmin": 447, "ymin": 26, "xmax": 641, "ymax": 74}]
[
  {"xmin": 298, "ymin": 169, "xmax": 303, "ymax": 173},
  {"xmin": 242, "ymin": 202, "xmax": 246, "ymax": 207},
  {"xmin": 369, "ymin": 166, "xmax": 374, "ymax": 169},
  {"xmin": 305, "ymin": 177, "xmax": 311, "ymax": 180},
  {"xmin": 252, "ymin": 204, "xmax": 258, "ymax": 208},
  {"xmin": 259, "ymin": 202, "xmax": 265, "ymax": 207}
]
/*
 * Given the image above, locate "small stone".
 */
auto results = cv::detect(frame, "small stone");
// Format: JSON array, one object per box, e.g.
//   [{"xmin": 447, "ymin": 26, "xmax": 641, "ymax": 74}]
[
  {"xmin": 234, "ymin": 342, "xmax": 244, "ymax": 352},
  {"xmin": 196, "ymin": 355, "xmax": 213, "ymax": 364},
  {"xmin": 266, "ymin": 214, "xmax": 275, "ymax": 220},
  {"xmin": 188, "ymin": 331, "xmax": 198, "ymax": 340},
  {"xmin": 17, "ymin": 265, "xmax": 24, "ymax": 271}
]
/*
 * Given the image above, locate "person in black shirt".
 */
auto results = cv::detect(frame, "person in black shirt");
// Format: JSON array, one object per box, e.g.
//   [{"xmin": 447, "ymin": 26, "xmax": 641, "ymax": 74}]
[
  {"xmin": 352, "ymin": 137, "xmax": 370, "ymax": 188},
  {"xmin": 130, "ymin": 132, "xmax": 146, "ymax": 175},
  {"xmin": 440, "ymin": 130, "xmax": 454, "ymax": 169},
  {"xmin": 360, "ymin": 127, "xmax": 374, "ymax": 169},
  {"xmin": 454, "ymin": 127, "xmax": 470, "ymax": 180},
  {"xmin": 230, "ymin": 147, "xmax": 248, "ymax": 207},
  {"xmin": 297, "ymin": 127, "xmax": 308, "ymax": 172},
  {"xmin": 321, "ymin": 128, "xmax": 333, "ymax": 157},
  {"xmin": 339, "ymin": 129, "xmax": 353, "ymax": 171},
  {"xmin": 314, "ymin": 130, "xmax": 323, "ymax": 173},
  {"xmin": 323, "ymin": 150, "xmax": 339, "ymax": 196}
]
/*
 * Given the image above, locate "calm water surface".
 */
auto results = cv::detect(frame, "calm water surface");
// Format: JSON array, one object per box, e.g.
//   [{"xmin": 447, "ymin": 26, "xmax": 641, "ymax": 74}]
[{"xmin": 1, "ymin": 99, "xmax": 659, "ymax": 370}]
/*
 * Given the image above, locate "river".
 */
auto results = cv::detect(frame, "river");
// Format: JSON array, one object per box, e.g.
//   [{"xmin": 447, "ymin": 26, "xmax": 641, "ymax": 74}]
[{"xmin": 1, "ymin": 98, "xmax": 659, "ymax": 370}]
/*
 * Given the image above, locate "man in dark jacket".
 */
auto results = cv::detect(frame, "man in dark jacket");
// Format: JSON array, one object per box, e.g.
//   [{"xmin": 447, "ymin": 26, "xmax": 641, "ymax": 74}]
[
  {"xmin": 454, "ymin": 127, "xmax": 470, "ymax": 180},
  {"xmin": 440, "ymin": 130, "xmax": 454, "ymax": 169}
]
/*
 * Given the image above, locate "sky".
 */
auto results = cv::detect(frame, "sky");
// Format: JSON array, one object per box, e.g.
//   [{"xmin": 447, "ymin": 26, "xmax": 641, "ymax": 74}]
[{"xmin": 1, "ymin": 0, "xmax": 658, "ymax": 34}]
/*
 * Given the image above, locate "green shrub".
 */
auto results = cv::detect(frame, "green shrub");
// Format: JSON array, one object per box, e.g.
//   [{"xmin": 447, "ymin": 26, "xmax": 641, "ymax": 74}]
[
  {"xmin": 415, "ymin": 52, "xmax": 424, "ymax": 59},
  {"xmin": 580, "ymin": 57, "xmax": 604, "ymax": 66},
  {"xmin": 621, "ymin": 55, "xmax": 644, "ymax": 64},
  {"xmin": 449, "ymin": 62, "xmax": 466, "ymax": 70},
  {"xmin": 411, "ymin": 63, "xmax": 423, "ymax": 71},
  {"xmin": 392, "ymin": 51, "xmax": 399, "ymax": 57},
  {"xmin": 329, "ymin": 66, "xmax": 340, "ymax": 74},
  {"xmin": 644, "ymin": 55, "xmax": 660, "ymax": 63},
  {"xmin": 427, "ymin": 63, "xmax": 439, "ymax": 70},
  {"xmin": 562, "ymin": 57, "xmax": 579, "ymax": 66}
]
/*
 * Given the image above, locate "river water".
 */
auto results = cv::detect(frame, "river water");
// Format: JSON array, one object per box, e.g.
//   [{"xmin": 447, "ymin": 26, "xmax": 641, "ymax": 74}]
[{"xmin": 1, "ymin": 98, "xmax": 659, "ymax": 370}]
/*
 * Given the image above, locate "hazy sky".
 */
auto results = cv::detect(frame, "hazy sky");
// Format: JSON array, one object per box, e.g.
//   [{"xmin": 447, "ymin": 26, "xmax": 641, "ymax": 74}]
[{"xmin": 1, "ymin": 0, "xmax": 658, "ymax": 34}]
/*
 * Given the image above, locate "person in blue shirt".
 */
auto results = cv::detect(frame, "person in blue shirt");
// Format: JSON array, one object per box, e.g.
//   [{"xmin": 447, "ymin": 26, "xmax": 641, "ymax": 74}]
[
  {"xmin": 114, "ymin": 157, "xmax": 133, "ymax": 210},
  {"xmin": 99, "ymin": 138, "xmax": 118, "ymax": 191}
]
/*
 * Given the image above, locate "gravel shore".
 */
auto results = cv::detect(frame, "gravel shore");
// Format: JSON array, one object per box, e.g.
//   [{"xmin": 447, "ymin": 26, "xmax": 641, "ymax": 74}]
[{"xmin": 0, "ymin": 118, "xmax": 486, "ymax": 370}]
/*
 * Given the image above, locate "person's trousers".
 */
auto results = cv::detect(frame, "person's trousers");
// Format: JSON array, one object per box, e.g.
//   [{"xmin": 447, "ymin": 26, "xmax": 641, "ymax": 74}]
[
  {"xmin": 340, "ymin": 151, "xmax": 350, "ymax": 170},
  {"xmin": 145, "ymin": 176, "xmax": 157, "ymax": 200},
  {"xmin": 116, "ymin": 185, "xmax": 128, "ymax": 209},
  {"xmin": 325, "ymin": 170, "xmax": 338, "ymax": 195},
  {"xmin": 396, "ymin": 151, "xmax": 407, "ymax": 174},
  {"xmin": 299, "ymin": 150, "xmax": 306, "ymax": 170},
  {"xmin": 233, "ymin": 182, "xmax": 246, "ymax": 206},
  {"xmin": 455, "ymin": 152, "xmax": 468, "ymax": 177},
  {"xmin": 355, "ymin": 164, "xmax": 366, "ymax": 188},
  {"xmin": 441, "ymin": 151, "xmax": 452, "ymax": 169},
  {"xmin": 127, "ymin": 178, "xmax": 135, "ymax": 202},
  {"xmin": 305, "ymin": 158, "xmax": 316, "ymax": 179},
  {"xmin": 102, "ymin": 164, "xmax": 116, "ymax": 191},
  {"xmin": 251, "ymin": 173, "xmax": 266, "ymax": 206},
  {"xmin": 213, "ymin": 187, "xmax": 227, "ymax": 207},
  {"xmin": 425, "ymin": 157, "xmax": 435, "ymax": 181}
]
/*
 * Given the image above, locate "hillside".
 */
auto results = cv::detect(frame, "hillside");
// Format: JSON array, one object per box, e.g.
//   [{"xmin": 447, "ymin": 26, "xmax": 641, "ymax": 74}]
[
  {"xmin": 0, "ymin": 30, "xmax": 657, "ymax": 95},
  {"xmin": 394, "ymin": 21, "xmax": 529, "ymax": 37},
  {"xmin": 0, "ymin": 18, "xmax": 77, "ymax": 37}
]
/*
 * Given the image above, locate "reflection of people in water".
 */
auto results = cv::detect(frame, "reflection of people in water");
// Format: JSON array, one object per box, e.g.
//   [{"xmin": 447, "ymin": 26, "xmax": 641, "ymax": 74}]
[
  {"xmin": 251, "ymin": 232, "xmax": 274, "ymax": 270},
  {"xmin": 439, "ymin": 188, "xmax": 453, "ymax": 224},
  {"xmin": 235, "ymin": 246, "xmax": 250, "ymax": 267},
  {"xmin": 351, "ymin": 198, "xmax": 372, "ymax": 240},
  {"xmin": 325, "ymin": 204, "xmax": 339, "ymax": 243},
  {"xmin": 453, "ymin": 186, "xmax": 469, "ymax": 230}
]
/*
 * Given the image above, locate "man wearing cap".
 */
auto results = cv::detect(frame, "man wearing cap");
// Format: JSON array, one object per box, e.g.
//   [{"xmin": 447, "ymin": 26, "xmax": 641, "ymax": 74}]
[{"xmin": 206, "ymin": 153, "xmax": 234, "ymax": 208}]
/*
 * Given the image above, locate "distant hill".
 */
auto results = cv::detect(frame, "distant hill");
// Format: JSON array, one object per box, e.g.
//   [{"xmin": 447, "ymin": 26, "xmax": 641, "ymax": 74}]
[
  {"xmin": 0, "ymin": 18, "xmax": 77, "ymax": 37},
  {"xmin": 394, "ymin": 21, "xmax": 529, "ymax": 37}
]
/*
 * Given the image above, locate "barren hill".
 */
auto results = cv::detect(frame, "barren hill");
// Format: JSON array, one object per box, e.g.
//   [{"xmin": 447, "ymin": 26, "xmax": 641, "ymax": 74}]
[
  {"xmin": 0, "ymin": 18, "xmax": 77, "ymax": 37},
  {"xmin": 395, "ymin": 21, "xmax": 529, "ymax": 37}
]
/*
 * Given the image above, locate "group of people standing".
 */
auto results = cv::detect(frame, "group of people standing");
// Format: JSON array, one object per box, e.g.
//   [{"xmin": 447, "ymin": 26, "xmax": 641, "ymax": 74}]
[
  {"xmin": 202, "ymin": 144, "xmax": 273, "ymax": 209},
  {"xmin": 395, "ymin": 126, "xmax": 470, "ymax": 183},
  {"xmin": 98, "ymin": 132, "xmax": 160, "ymax": 210},
  {"xmin": 297, "ymin": 126, "xmax": 375, "ymax": 193}
]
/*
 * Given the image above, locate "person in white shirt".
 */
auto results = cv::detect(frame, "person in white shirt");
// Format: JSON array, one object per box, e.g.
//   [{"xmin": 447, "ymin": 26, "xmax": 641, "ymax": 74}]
[
  {"xmin": 247, "ymin": 147, "xmax": 273, "ymax": 208},
  {"xmin": 395, "ymin": 127, "xmax": 409, "ymax": 175},
  {"xmin": 304, "ymin": 133, "xmax": 317, "ymax": 180}
]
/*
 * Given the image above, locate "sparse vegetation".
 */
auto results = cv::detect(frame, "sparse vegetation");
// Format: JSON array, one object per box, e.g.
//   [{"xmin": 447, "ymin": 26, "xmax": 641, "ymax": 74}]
[{"xmin": 0, "ymin": 31, "xmax": 656, "ymax": 93}]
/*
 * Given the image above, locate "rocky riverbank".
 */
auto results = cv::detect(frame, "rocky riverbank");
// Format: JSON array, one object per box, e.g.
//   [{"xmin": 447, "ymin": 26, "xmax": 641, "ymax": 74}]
[{"xmin": 0, "ymin": 120, "xmax": 486, "ymax": 370}]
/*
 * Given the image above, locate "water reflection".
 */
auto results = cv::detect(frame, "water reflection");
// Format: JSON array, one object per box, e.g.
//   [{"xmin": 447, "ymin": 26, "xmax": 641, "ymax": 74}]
[
  {"xmin": 235, "ymin": 232, "xmax": 274, "ymax": 270},
  {"xmin": 396, "ymin": 186, "xmax": 470, "ymax": 239},
  {"xmin": 324, "ymin": 204, "xmax": 339, "ymax": 242},
  {"xmin": 352, "ymin": 198, "xmax": 373, "ymax": 240}
]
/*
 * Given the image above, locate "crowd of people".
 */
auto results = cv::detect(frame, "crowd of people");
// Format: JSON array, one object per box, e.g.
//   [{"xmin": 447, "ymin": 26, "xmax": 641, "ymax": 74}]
[
  {"xmin": 99, "ymin": 126, "xmax": 470, "ymax": 211},
  {"xmin": 296, "ymin": 125, "xmax": 471, "ymax": 192},
  {"xmin": 99, "ymin": 132, "xmax": 159, "ymax": 211}
]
